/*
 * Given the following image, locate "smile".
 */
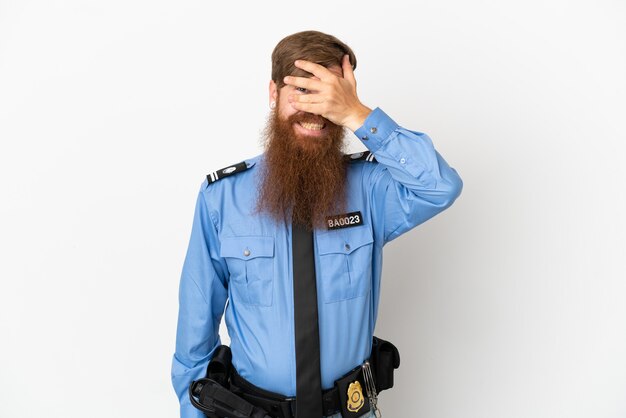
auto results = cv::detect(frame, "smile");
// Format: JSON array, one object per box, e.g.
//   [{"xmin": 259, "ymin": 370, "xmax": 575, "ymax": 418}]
[{"xmin": 298, "ymin": 121, "xmax": 326, "ymax": 131}]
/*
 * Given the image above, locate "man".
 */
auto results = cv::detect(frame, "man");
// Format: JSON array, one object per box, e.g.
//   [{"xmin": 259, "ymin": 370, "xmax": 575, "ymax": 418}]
[{"xmin": 171, "ymin": 30, "xmax": 463, "ymax": 418}]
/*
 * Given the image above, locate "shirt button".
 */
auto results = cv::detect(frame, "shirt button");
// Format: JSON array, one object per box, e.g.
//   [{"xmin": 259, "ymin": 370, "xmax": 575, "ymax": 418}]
[
  {"xmin": 344, "ymin": 243, "xmax": 351, "ymax": 251},
  {"xmin": 361, "ymin": 135, "xmax": 368, "ymax": 140},
  {"xmin": 400, "ymin": 158, "xmax": 406, "ymax": 164},
  {"xmin": 370, "ymin": 127, "xmax": 377, "ymax": 134},
  {"xmin": 243, "ymin": 249, "xmax": 251, "ymax": 257}
]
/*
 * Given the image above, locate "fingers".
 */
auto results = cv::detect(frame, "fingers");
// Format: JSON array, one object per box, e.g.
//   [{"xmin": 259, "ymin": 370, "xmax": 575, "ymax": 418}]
[
  {"xmin": 288, "ymin": 93, "xmax": 324, "ymax": 104},
  {"xmin": 289, "ymin": 101, "xmax": 320, "ymax": 114},
  {"xmin": 293, "ymin": 59, "xmax": 334, "ymax": 81},
  {"xmin": 341, "ymin": 54, "xmax": 356, "ymax": 86},
  {"xmin": 283, "ymin": 76, "xmax": 323, "ymax": 91}
]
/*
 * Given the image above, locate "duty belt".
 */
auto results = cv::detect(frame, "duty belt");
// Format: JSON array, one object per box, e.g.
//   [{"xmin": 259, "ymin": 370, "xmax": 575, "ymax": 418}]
[
  {"xmin": 190, "ymin": 336, "xmax": 400, "ymax": 418},
  {"xmin": 230, "ymin": 360, "xmax": 367, "ymax": 418}
]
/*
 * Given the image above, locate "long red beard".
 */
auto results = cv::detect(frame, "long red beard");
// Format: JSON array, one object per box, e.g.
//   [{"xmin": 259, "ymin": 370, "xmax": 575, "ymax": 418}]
[{"xmin": 254, "ymin": 98, "xmax": 349, "ymax": 230}]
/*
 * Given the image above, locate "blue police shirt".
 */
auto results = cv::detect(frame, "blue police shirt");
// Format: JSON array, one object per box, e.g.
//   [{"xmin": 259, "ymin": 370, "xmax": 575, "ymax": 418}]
[{"xmin": 171, "ymin": 107, "xmax": 463, "ymax": 418}]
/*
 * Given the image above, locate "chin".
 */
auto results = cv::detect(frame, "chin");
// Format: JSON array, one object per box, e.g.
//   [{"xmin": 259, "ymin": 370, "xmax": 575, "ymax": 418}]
[{"xmin": 293, "ymin": 138, "xmax": 325, "ymax": 153}]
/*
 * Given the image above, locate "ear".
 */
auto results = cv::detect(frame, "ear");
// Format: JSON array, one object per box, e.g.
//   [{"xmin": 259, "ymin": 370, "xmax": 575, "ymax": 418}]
[{"xmin": 269, "ymin": 79, "xmax": 278, "ymax": 105}]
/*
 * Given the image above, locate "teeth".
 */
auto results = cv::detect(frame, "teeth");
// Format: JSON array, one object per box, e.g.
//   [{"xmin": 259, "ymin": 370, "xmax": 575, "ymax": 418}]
[{"xmin": 299, "ymin": 122, "xmax": 324, "ymax": 130}]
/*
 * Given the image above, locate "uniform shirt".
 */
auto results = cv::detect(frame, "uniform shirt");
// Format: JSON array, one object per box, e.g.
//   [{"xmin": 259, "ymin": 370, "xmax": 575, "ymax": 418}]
[{"xmin": 171, "ymin": 107, "xmax": 463, "ymax": 418}]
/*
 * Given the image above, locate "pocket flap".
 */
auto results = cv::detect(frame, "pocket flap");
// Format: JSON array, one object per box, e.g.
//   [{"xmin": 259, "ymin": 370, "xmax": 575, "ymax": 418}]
[
  {"xmin": 317, "ymin": 225, "xmax": 374, "ymax": 255},
  {"xmin": 220, "ymin": 236, "xmax": 274, "ymax": 260}
]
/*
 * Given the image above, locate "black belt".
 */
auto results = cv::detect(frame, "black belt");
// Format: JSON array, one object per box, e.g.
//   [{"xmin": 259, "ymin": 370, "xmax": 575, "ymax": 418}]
[
  {"xmin": 229, "ymin": 357, "xmax": 374, "ymax": 418},
  {"xmin": 190, "ymin": 337, "xmax": 400, "ymax": 418}
]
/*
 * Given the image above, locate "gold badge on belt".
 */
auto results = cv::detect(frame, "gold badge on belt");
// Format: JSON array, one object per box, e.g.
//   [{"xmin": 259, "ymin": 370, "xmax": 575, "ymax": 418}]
[{"xmin": 347, "ymin": 380, "xmax": 365, "ymax": 412}]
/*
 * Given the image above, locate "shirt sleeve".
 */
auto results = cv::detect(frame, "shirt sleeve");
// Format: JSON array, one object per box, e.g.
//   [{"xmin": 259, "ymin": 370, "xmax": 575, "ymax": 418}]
[
  {"xmin": 171, "ymin": 181, "xmax": 229, "ymax": 418},
  {"xmin": 354, "ymin": 107, "xmax": 464, "ymax": 244}
]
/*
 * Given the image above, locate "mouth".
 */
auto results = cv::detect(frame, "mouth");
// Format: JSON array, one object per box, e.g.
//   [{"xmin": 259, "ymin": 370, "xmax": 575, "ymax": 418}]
[
  {"xmin": 298, "ymin": 121, "xmax": 326, "ymax": 130},
  {"xmin": 295, "ymin": 121, "xmax": 327, "ymax": 136}
]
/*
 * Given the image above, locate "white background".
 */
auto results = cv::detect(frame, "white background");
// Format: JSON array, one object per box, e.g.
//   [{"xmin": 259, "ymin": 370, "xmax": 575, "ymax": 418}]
[{"xmin": 1, "ymin": 1, "xmax": 625, "ymax": 417}]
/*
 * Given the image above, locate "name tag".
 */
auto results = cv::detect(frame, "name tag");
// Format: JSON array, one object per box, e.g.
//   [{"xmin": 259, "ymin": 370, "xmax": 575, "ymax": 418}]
[{"xmin": 326, "ymin": 211, "xmax": 363, "ymax": 230}]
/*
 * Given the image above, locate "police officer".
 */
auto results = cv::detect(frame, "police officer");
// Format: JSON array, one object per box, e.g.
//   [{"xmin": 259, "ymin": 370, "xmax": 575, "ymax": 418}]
[{"xmin": 171, "ymin": 30, "xmax": 463, "ymax": 418}]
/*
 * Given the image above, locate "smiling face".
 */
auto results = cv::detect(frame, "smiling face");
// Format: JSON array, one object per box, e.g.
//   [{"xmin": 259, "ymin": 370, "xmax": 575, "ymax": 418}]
[
  {"xmin": 255, "ymin": 63, "xmax": 348, "ymax": 230},
  {"xmin": 268, "ymin": 64, "xmax": 345, "ymax": 152}
]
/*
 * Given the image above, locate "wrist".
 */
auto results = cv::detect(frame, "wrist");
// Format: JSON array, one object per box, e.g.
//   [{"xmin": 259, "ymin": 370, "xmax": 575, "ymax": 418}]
[{"xmin": 344, "ymin": 104, "xmax": 373, "ymax": 132}]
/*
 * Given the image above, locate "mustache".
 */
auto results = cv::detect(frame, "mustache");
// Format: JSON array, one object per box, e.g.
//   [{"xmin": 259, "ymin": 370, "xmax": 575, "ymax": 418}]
[{"xmin": 287, "ymin": 113, "xmax": 332, "ymax": 126}]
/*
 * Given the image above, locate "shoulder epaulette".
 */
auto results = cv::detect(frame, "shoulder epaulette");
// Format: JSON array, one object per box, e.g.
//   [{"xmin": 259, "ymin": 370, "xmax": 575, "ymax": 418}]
[
  {"xmin": 206, "ymin": 160, "xmax": 251, "ymax": 184},
  {"xmin": 344, "ymin": 151, "xmax": 377, "ymax": 163}
]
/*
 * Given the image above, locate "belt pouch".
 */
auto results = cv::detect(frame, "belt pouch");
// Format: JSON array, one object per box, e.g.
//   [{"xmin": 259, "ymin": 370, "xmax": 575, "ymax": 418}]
[
  {"xmin": 335, "ymin": 364, "xmax": 371, "ymax": 418},
  {"xmin": 206, "ymin": 344, "xmax": 233, "ymax": 387},
  {"xmin": 371, "ymin": 336, "xmax": 400, "ymax": 392}
]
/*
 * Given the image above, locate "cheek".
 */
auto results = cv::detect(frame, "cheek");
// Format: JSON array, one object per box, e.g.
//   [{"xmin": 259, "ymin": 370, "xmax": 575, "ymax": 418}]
[{"xmin": 279, "ymin": 102, "xmax": 298, "ymax": 120}]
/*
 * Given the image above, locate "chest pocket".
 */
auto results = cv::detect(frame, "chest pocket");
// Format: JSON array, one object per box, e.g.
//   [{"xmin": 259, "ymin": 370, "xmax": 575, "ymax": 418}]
[
  {"xmin": 316, "ymin": 225, "xmax": 374, "ymax": 303},
  {"xmin": 220, "ymin": 236, "xmax": 274, "ymax": 307}
]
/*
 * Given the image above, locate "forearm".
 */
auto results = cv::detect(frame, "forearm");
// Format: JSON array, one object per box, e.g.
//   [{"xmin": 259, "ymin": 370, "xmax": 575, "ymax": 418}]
[{"xmin": 357, "ymin": 107, "xmax": 463, "ymax": 242}]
